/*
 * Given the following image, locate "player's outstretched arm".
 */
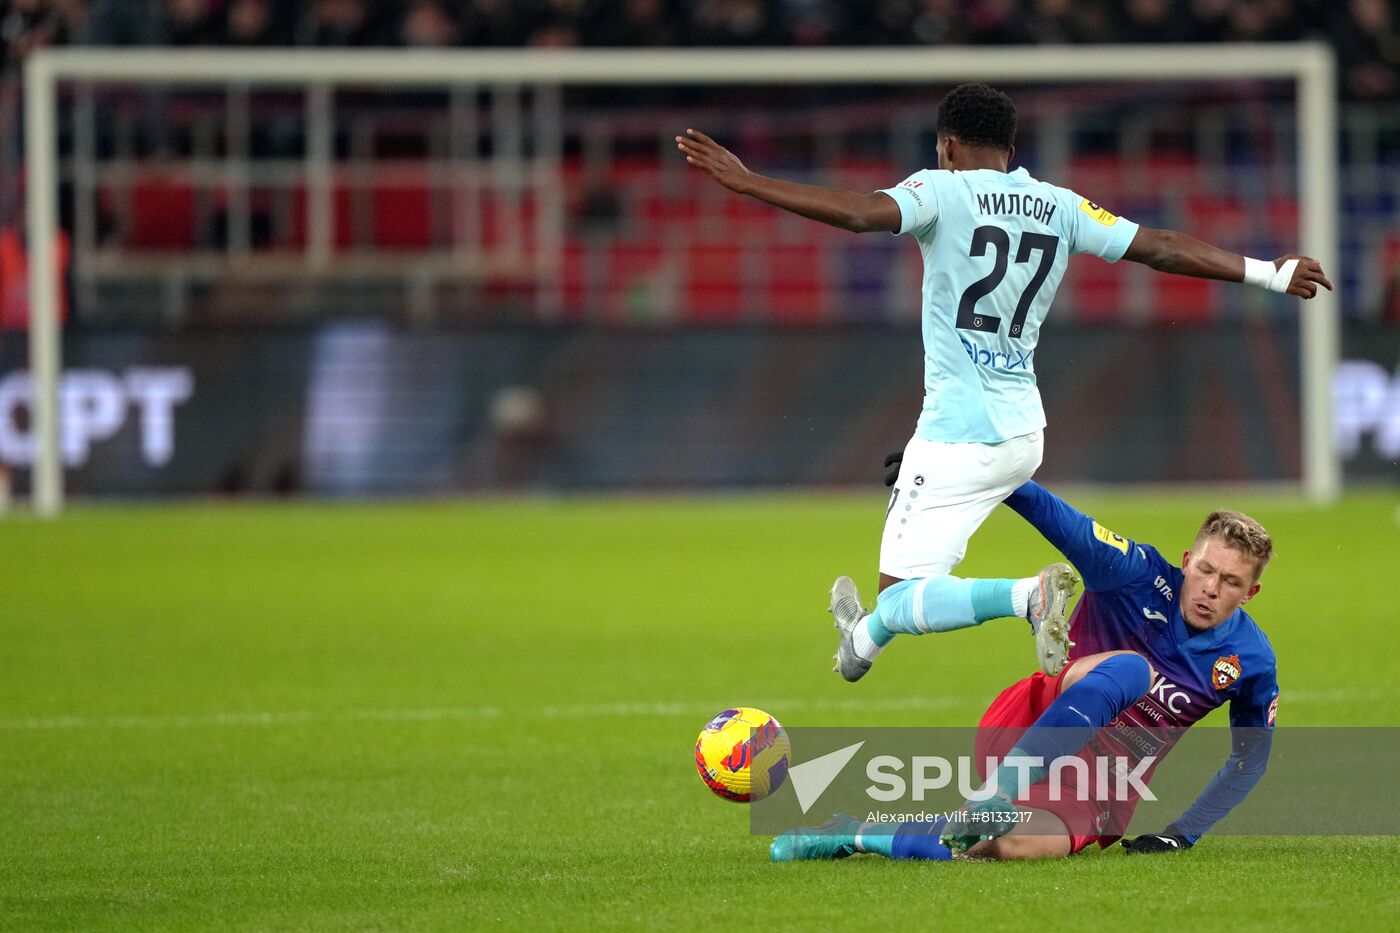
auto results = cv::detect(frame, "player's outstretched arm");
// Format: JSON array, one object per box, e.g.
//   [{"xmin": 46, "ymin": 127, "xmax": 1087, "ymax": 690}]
[
  {"xmin": 1129, "ymin": 691, "xmax": 1277, "ymax": 855},
  {"xmin": 1122, "ymin": 227, "xmax": 1333, "ymax": 299},
  {"xmin": 1001, "ymin": 481, "xmax": 1143, "ymax": 592},
  {"xmin": 676, "ymin": 128, "xmax": 901, "ymax": 234}
]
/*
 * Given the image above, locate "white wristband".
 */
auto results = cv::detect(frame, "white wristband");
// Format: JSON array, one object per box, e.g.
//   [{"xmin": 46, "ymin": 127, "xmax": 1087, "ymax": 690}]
[{"xmin": 1243, "ymin": 257, "xmax": 1297, "ymax": 293}]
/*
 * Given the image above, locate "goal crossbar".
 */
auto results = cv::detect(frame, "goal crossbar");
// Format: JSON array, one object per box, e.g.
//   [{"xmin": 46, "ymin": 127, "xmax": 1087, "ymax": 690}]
[{"xmin": 23, "ymin": 44, "xmax": 1340, "ymax": 513}]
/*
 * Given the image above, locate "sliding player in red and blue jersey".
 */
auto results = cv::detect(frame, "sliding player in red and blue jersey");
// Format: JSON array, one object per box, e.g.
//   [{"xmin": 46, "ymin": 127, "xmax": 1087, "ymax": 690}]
[{"xmin": 772, "ymin": 480, "xmax": 1278, "ymax": 862}]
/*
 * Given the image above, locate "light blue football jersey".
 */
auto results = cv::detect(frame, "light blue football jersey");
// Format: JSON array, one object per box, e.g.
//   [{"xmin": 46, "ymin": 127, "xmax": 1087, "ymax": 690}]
[{"xmin": 879, "ymin": 167, "xmax": 1139, "ymax": 443}]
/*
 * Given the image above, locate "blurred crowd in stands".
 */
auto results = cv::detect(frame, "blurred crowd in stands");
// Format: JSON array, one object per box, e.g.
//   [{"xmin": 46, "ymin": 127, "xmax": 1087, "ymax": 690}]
[{"xmin": 1, "ymin": 0, "xmax": 1396, "ymax": 98}]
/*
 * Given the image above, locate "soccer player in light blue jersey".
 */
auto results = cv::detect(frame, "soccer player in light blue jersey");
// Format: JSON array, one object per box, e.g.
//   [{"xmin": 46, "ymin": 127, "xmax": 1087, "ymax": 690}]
[{"xmin": 677, "ymin": 84, "xmax": 1330, "ymax": 681}]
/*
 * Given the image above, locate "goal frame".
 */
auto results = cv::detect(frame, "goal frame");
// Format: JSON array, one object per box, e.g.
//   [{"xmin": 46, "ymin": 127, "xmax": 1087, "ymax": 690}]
[{"xmin": 23, "ymin": 44, "xmax": 1340, "ymax": 514}]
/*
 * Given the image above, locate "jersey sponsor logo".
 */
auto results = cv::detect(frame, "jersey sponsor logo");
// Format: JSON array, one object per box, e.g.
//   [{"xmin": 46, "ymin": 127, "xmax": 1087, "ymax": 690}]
[
  {"xmin": 1267, "ymin": 694, "xmax": 1278, "ymax": 726},
  {"xmin": 1147, "ymin": 675, "xmax": 1192, "ymax": 715},
  {"xmin": 1141, "ymin": 607, "xmax": 1168, "ymax": 625},
  {"xmin": 1078, "ymin": 198, "xmax": 1119, "ymax": 226},
  {"xmin": 1092, "ymin": 521, "xmax": 1129, "ymax": 554},
  {"xmin": 901, "ymin": 180, "xmax": 923, "ymax": 188},
  {"xmin": 1212, "ymin": 655, "xmax": 1243, "ymax": 691},
  {"xmin": 1153, "ymin": 575, "xmax": 1175, "ymax": 601},
  {"xmin": 958, "ymin": 337, "xmax": 1032, "ymax": 371}
]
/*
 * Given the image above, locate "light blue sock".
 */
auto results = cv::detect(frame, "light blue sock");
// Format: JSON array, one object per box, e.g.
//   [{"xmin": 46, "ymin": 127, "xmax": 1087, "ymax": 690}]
[
  {"xmin": 855, "ymin": 830, "xmax": 895, "ymax": 857},
  {"xmin": 864, "ymin": 576, "xmax": 1018, "ymax": 647}
]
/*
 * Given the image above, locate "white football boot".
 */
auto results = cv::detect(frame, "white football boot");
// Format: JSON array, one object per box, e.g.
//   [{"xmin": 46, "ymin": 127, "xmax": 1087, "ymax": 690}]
[
  {"xmin": 1027, "ymin": 562, "xmax": 1080, "ymax": 676},
  {"xmin": 829, "ymin": 576, "xmax": 872, "ymax": 682}
]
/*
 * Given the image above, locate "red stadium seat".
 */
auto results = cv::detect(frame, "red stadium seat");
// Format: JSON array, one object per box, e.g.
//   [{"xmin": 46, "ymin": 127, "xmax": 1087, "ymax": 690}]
[
  {"xmin": 831, "ymin": 156, "xmax": 898, "ymax": 191},
  {"xmin": 1061, "ymin": 261, "xmax": 1125, "ymax": 324},
  {"xmin": 721, "ymin": 195, "xmax": 777, "ymax": 232},
  {"xmin": 372, "ymin": 183, "xmax": 433, "ymax": 248},
  {"xmin": 560, "ymin": 239, "xmax": 588, "ymax": 320},
  {"xmin": 637, "ymin": 191, "xmax": 700, "ymax": 231},
  {"xmin": 1185, "ymin": 194, "xmax": 1248, "ymax": 243},
  {"xmin": 1153, "ymin": 274, "xmax": 1214, "ymax": 324},
  {"xmin": 1064, "ymin": 155, "xmax": 1124, "ymax": 204},
  {"xmin": 1266, "ymin": 197, "xmax": 1299, "ymax": 241},
  {"xmin": 683, "ymin": 243, "xmax": 744, "ymax": 323},
  {"xmin": 765, "ymin": 243, "xmax": 826, "ymax": 324},
  {"xmin": 128, "ymin": 175, "xmax": 197, "ymax": 250}
]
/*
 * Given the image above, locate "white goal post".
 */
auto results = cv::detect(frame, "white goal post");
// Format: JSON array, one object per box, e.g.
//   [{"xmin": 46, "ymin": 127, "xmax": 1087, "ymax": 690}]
[{"xmin": 23, "ymin": 44, "xmax": 1339, "ymax": 514}]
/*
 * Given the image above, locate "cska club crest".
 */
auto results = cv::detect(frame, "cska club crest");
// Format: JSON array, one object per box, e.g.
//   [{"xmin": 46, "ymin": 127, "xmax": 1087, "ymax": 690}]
[{"xmin": 1212, "ymin": 655, "xmax": 1243, "ymax": 691}]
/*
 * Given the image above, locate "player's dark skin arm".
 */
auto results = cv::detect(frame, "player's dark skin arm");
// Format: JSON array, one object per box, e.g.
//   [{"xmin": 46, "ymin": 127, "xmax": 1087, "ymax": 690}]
[
  {"xmin": 676, "ymin": 129, "xmax": 902, "ymax": 234},
  {"xmin": 681, "ymin": 128, "xmax": 1334, "ymax": 298},
  {"xmin": 1123, "ymin": 227, "xmax": 1333, "ymax": 299}
]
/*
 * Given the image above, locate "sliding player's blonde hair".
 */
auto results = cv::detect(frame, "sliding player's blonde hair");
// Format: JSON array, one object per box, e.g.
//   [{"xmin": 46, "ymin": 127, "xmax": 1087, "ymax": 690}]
[{"xmin": 1195, "ymin": 510, "xmax": 1274, "ymax": 579}]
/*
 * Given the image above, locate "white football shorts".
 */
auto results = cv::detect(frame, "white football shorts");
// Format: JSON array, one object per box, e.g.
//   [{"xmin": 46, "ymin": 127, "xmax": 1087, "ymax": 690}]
[{"xmin": 878, "ymin": 430, "xmax": 1044, "ymax": 580}]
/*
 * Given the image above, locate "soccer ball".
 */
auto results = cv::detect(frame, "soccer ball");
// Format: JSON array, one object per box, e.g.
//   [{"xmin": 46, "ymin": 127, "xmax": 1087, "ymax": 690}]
[{"xmin": 693, "ymin": 707, "xmax": 791, "ymax": 802}]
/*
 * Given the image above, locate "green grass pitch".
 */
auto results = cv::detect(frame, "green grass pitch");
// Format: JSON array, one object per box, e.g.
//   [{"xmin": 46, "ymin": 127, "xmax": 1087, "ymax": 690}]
[{"xmin": 3, "ymin": 490, "xmax": 1399, "ymax": 930}]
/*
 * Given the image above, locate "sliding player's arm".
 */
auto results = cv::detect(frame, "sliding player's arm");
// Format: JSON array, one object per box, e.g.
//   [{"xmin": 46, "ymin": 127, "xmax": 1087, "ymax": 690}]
[
  {"xmin": 676, "ymin": 129, "xmax": 902, "ymax": 234},
  {"xmin": 1122, "ymin": 228, "xmax": 1332, "ymax": 299},
  {"xmin": 1002, "ymin": 480, "xmax": 1148, "ymax": 592},
  {"xmin": 1125, "ymin": 666, "xmax": 1279, "ymax": 854}
]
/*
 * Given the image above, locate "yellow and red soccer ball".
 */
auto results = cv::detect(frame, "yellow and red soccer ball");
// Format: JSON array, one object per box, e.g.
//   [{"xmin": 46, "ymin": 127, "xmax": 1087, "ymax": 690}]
[{"xmin": 694, "ymin": 707, "xmax": 791, "ymax": 802}]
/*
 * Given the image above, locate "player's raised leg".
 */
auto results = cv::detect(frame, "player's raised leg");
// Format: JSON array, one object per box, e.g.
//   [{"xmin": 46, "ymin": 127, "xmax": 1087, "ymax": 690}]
[
  {"xmin": 832, "ymin": 429, "xmax": 1071, "ymax": 679},
  {"xmin": 832, "ymin": 564, "xmax": 1078, "ymax": 682}
]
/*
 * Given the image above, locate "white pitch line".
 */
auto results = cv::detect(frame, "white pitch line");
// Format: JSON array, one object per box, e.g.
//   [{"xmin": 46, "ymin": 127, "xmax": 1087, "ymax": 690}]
[
  {"xmin": 0, "ymin": 687, "xmax": 1390, "ymax": 733},
  {"xmin": 0, "ymin": 694, "xmax": 969, "ymax": 733},
  {"xmin": 537, "ymin": 695, "xmax": 969, "ymax": 719}
]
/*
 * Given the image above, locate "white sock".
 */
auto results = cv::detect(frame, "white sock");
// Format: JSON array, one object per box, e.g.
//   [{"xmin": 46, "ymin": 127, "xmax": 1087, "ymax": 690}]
[
  {"xmin": 851, "ymin": 614, "xmax": 885, "ymax": 661},
  {"xmin": 1011, "ymin": 577, "xmax": 1038, "ymax": 619}
]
